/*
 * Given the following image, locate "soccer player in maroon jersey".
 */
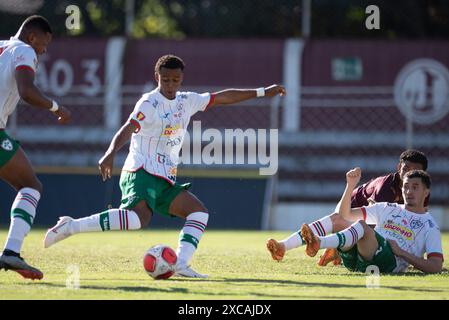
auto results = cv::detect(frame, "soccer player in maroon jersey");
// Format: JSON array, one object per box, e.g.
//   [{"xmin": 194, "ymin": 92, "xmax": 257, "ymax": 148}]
[{"xmin": 266, "ymin": 149, "xmax": 429, "ymax": 265}]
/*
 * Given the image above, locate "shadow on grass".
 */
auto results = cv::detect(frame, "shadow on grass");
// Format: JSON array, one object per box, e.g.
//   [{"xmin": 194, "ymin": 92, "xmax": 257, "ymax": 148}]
[
  {"xmin": 189, "ymin": 278, "xmax": 448, "ymax": 293},
  {"xmin": 37, "ymin": 282, "xmax": 188, "ymax": 294}
]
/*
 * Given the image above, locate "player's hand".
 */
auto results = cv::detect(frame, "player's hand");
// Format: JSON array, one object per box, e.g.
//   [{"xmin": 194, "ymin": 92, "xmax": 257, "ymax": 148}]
[
  {"xmin": 98, "ymin": 152, "xmax": 114, "ymax": 181},
  {"xmin": 346, "ymin": 167, "xmax": 361, "ymax": 187},
  {"xmin": 387, "ymin": 239, "xmax": 404, "ymax": 258},
  {"xmin": 53, "ymin": 106, "xmax": 71, "ymax": 124},
  {"xmin": 264, "ymin": 84, "xmax": 286, "ymax": 97}
]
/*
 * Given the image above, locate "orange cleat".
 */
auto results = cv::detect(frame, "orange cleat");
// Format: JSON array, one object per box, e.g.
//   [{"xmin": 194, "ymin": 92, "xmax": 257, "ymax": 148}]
[
  {"xmin": 300, "ymin": 224, "xmax": 320, "ymax": 257},
  {"xmin": 266, "ymin": 239, "xmax": 285, "ymax": 262},
  {"xmin": 318, "ymin": 248, "xmax": 341, "ymax": 266}
]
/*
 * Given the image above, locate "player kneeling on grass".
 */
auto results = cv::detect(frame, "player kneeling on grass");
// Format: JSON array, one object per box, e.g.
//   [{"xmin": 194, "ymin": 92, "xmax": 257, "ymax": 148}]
[
  {"xmin": 44, "ymin": 54, "xmax": 286, "ymax": 278},
  {"xmin": 267, "ymin": 168, "xmax": 443, "ymax": 274}
]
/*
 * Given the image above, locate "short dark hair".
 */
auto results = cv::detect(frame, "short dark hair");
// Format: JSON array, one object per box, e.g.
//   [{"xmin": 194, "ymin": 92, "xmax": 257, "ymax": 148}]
[
  {"xmin": 20, "ymin": 15, "xmax": 52, "ymax": 35},
  {"xmin": 404, "ymin": 170, "xmax": 431, "ymax": 189},
  {"xmin": 400, "ymin": 149, "xmax": 428, "ymax": 170},
  {"xmin": 155, "ymin": 54, "xmax": 185, "ymax": 73}
]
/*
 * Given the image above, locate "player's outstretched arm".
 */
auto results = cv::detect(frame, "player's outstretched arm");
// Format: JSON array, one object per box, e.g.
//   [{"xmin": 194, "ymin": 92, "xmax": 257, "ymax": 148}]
[
  {"xmin": 388, "ymin": 240, "xmax": 443, "ymax": 273},
  {"xmin": 98, "ymin": 121, "xmax": 136, "ymax": 181},
  {"xmin": 209, "ymin": 84, "xmax": 286, "ymax": 107},
  {"xmin": 336, "ymin": 167, "xmax": 364, "ymax": 221},
  {"xmin": 15, "ymin": 68, "xmax": 71, "ymax": 124}
]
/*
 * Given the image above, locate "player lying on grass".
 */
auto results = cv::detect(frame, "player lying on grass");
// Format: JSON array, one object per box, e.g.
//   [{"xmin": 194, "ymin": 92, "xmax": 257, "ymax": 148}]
[
  {"xmin": 44, "ymin": 54, "xmax": 286, "ymax": 278},
  {"xmin": 0, "ymin": 16, "xmax": 71, "ymax": 280},
  {"xmin": 316, "ymin": 149, "xmax": 429, "ymax": 267},
  {"xmin": 268, "ymin": 168, "xmax": 443, "ymax": 274}
]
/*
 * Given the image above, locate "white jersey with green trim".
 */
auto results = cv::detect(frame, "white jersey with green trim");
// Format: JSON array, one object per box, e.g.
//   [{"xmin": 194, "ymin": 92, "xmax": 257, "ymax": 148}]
[
  {"xmin": 0, "ymin": 38, "xmax": 38, "ymax": 129},
  {"xmin": 363, "ymin": 202, "xmax": 443, "ymax": 273},
  {"xmin": 123, "ymin": 88, "xmax": 212, "ymax": 184}
]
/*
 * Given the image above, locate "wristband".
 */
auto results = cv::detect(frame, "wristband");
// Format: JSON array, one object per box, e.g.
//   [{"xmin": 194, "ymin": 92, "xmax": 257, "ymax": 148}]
[
  {"xmin": 49, "ymin": 100, "xmax": 59, "ymax": 112},
  {"xmin": 256, "ymin": 87, "xmax": 265, "ymax": 98}
]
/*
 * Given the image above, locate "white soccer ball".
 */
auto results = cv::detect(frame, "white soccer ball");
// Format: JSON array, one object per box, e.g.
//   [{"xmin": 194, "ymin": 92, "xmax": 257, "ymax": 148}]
[{"xmin": 143, "ymin": 244, "xmax": 177, "ymax": 280}]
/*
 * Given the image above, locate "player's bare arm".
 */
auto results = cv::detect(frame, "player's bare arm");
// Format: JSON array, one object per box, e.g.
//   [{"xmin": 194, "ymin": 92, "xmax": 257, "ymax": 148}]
[
  {"xmin": 388, "ymin": 239, "xmax": 443, "ymax": 273},
  {"xmin": 335, "ymin": 167, "xmax": 365, "ymax": 221},
  {"xmin": 15, "ymin": 68, "xmax": 71, "ymax": 124},
  {"xmin": 209, "ymin": 84, "xmax": 286, "ymax": 107},
  {"xmin": 98, "ymin": 121, "xmax": 136, "ymax": 181}
]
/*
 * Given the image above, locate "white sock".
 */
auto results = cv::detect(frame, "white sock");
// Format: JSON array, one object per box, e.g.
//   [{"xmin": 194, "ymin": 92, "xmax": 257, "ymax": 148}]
[
  {"xmin": 319, "ymin": 221, "xmax": 365, "ymax": 250},
  {"xmin": 176, "ymin": 212, "xmax": 209, "ymax": 267},
  {"xmin": 281, "ymin": 230, "xmax": 304, "ymax": 250},
  {"xmin": 281, "ymin": 214, "xmax": 333, "ymax": 251},
  {"xmin": 309, "ymin": 214, "xmax": 333, "ymax": 237},
  {"xmin": 70, "ymin": 209, "xmax": 141, "ymax": 233},
  {"xmin": 4, "ymin": 188, "xmax": 41, "ymax": 253}
]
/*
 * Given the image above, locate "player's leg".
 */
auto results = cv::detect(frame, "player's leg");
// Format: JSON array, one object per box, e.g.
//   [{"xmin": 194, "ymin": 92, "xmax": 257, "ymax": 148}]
[
  {"xmin": 266, "ymin": 212, "xmax": 351, "ymax": 261},
  {"xmin": 44, "ymin": 170, "xmax": 151, "ymax": 248},
  {"xmin": 301, "ymin": 219, "xmax": 367, "ymax": 258},
  {"xmin": 0, "ymin": 146, "xmax": 44, "ymax": 280},
  {"xmin": 44, "ymin": 203, "xmax": 147, "ymax": 248},
  {"xmin": 168, "ymin": 190, "xmax": 209, "ymax": 278}
]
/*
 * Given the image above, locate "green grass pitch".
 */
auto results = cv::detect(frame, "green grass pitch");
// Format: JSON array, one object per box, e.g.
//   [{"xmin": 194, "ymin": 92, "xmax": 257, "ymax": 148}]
[{"xmin": 1, "ymin": 229, "xmax": 448, "ymax": 300}]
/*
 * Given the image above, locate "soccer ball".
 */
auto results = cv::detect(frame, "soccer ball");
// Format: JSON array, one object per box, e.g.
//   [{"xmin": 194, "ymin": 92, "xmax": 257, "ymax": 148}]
[{"xmin": 143, "ymin": 244, "xmax": 177, "ymax": 280}]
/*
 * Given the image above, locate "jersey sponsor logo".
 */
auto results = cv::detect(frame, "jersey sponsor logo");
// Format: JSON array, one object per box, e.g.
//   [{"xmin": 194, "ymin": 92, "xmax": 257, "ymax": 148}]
[
  {"xmin": 387, "ymin": 203, "xmax": 398, "ymax": 207},
  {"xmin": 410, "ymin": 219, "xmax": 423, "ymax": 230},
  {"xmin": 383, "ymin": 222, "xmax": 414, "ymax": 240},
  {"xmin": 1, "ymin": 139, "xmax": 13, "ymax": 151},
  {"xmin": 180, "ymin": 94, "xmax": 188, "ymax": 100},
  {"xmin": 427, "ymin": 220, "xmax": 435, "ymax": 229},
  {"xmin": 157, "ymin": 153, "xmax": 166, "ymax": 164},
  {"xmin": 162, "ymin": 112, "xmax": 170, "ymax": 119},
  {"xmin": 169, "ymin": 167, "xmax": 177, "ymax": 176},
  {"xmin": 13, "ymin": 54, "xmax": 25, "ymax": 64},
  {"xmin": 166, "ymin": 137, "xmax": 182, "ymax": 146},
  {"xmin": 162, "ymin": 124, "xmax": 181, "ymax": 137},
  {"xmin": 402, "ymin": 219, "xmax": 408, "ymax": 226},
  {"xmin": 152, "ymin": 100, "xmax": 159, "ymax": 108},
  {"xmin": 136, "ymin": 112, "xmax": 146, "ymax": 121}
]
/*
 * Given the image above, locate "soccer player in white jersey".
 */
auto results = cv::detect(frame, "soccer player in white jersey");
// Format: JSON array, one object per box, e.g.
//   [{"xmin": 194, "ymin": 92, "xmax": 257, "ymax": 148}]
[
  {"xmin": 44, "ymin": 54, "xmax": 286, "ymax": 278},
  {"xmin": 268, "ymin": 168, "xmax": 443, "ymax": 273},
  {"xmin": 0, "ymin": 16, "xmax": 71, "ymax": 280}
]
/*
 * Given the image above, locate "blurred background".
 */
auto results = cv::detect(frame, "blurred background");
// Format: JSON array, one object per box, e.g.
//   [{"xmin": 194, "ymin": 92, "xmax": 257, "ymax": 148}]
[{"xmin": 1, "ymin": 0, "xmax": 448, "ymax": 230}]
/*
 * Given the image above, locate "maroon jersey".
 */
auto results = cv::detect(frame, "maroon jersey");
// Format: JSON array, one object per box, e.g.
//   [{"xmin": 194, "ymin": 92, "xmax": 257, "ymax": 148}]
[{"xmin": 351, "ymin": 172, "xmax": 430, "ymax": 208}]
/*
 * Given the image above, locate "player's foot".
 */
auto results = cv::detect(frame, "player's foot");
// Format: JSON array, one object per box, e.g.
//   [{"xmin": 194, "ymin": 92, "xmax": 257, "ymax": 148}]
[
  {"xmin": 174, "ymin": 264, "xmax": 208, "ymax": 279},
  {"xmin": 318, "ymin": 248, "xmax": 341, "ymax": 266},
  {"xmin": 44, "ymin": 216, "xmax": 74, "ymax": 248},
  {"xmin": 300, "ymin": 224, "xmax": 320, "ymax": 257},
  {"xmin": 266, "ymin": 238, "xmax": 285, "ymax": 261},
  {"xmin": 0, "ymin": 249, "xmax": 43, "ymax": 280}
]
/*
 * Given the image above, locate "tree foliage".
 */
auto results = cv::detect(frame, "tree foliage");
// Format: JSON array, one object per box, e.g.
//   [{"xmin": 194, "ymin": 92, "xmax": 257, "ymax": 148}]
[{"xmin": 0, "ymin": 0, "xmax": 448, "ymax": 38}]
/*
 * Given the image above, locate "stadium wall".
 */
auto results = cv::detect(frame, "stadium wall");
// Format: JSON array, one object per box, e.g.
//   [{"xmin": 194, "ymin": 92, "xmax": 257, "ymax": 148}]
[
  {"xmin": 0, "ymin": 172, "xmax": 267, "ymax": 230},
  {"xmin": 270, "ymin": 203, "xmax": 449, "ymax": 232}
]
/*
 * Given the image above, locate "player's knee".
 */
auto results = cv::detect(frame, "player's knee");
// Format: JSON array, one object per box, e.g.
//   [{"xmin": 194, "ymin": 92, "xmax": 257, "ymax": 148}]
[
  {"xmin": 358, "ymin": 220, "xmax": 372, "ymax": 234},
  {"xmin": 21, "ymin": 178, "xmax": 43, "ymax": 194},
  {"xmin": 138, "ymin": 211, "xmax": 152, "ymax": 228}
]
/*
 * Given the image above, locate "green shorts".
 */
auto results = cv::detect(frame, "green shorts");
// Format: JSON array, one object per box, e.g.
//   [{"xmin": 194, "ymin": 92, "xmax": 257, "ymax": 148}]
[
  {"xmin": 119, "ymin": 169, "xmax": 191, "ymax": 217},
  {"xmin": 338, "ymin": 231, "xmax": 397, "ymax": 273},
  {"xmin": 0, "ymin": 130, "xmax": 20, "ymax": 168}
]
